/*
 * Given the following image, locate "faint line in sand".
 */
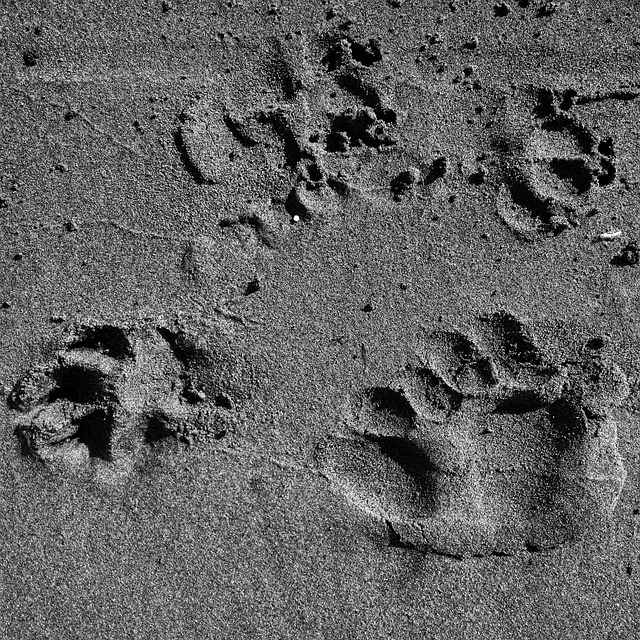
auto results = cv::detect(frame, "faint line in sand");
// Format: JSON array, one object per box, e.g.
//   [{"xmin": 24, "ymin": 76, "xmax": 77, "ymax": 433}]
[{"xmin": 7, "ymin": 84, "xmax": 143, "ymax": 157}]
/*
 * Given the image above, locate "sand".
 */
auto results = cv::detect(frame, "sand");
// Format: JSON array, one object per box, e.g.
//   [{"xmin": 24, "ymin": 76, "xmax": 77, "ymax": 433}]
[{"xmin": 2, "ymin": 0, "xmax": 640, "ymax": 638}]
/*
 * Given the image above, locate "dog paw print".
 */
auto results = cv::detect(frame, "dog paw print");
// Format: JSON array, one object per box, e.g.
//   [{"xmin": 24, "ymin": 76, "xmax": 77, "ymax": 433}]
[
  {"xmin": 8, "ymin": 322, "xmax": 242, "ymax": 482},
  {"xmin": 177, "ymin": 79, "xmax": 345, "ymax": 229},
  {"xmin": 319, "ymin": 312, "xmax": 629, "ymax": 557},
  {"xmin": 493, "ymin": 87, "xmax": 617, "ymax": 238},
  {"xmin": 174, "ymin": 31, "xmax": 402, "ymax": 232}
]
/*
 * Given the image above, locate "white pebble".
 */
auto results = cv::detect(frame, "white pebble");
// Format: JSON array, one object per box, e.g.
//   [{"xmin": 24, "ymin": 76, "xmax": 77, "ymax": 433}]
[{"xmin": 599, "ymin": 230, "xmax": 622, "ymax": 241}]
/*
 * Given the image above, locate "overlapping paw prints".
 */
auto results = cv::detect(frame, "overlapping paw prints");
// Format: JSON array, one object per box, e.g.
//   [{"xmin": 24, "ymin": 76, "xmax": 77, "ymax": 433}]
[
  {"xmin": 174, "ymin": 30, "xmax": 400, "ymax": 232},
  {"xmin": 8, "ymin": 321, "xmax": 243, "ymax": 483},
  {"xmin": 320, "ymin": 312, "xmax": 629, "ymax": 557}
]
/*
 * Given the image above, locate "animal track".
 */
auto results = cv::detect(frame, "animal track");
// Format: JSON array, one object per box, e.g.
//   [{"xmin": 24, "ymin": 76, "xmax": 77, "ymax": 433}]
[
  {"xmin": 9, "ymin": 321, "xmax": 244, "ymax": 482},
  {"xmin": 494, "ymin": 87, "xmax": 619, "ymax": 238},
  {"xmin": 321, "ymin": 35, "xmax": 397, "ymax": 155},
  {"xmin": 177, "ymin": 76, "xmax": 342, "ymax": 228},
  {"xmin": 320, "ymin": 312, "xmax": 629, "ymax": 557},
  {"xmin": 325, "ymin": 106, "xmax": 396, "ymax": 152},
  {"xmin": 174, "ymin": 30, "xmax": 400, "ymax": 229}
]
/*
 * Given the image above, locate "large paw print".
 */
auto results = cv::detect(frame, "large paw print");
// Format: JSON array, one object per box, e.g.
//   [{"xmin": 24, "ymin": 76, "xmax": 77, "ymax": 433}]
[
  {"xmin": 494, "ymin": 87, "xmax": 617, "ymax": 238},
  {"xmin": 319, "ymin": 312, "xmax": 629, "ymax": 557},
  {"xmin": 8, "ymin": 321, "xmax": 245, "ymax": 482}
]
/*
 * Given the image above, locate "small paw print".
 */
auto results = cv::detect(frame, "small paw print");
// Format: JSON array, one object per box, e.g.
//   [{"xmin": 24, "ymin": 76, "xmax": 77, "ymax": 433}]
[{"xmin": 494, "ymin": 87, "xmax": 616, "ymax": 238}]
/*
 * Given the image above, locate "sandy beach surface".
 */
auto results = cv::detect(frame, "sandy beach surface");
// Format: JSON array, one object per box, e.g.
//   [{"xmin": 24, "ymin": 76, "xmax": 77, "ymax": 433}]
[{"xmin": 1, "ymin": 1, "xmax": 640, "ymax": 637}]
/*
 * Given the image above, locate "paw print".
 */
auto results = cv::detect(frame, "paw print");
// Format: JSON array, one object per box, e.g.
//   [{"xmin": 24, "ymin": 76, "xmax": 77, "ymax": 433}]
[
  {"xmin": 320, "ymin": 312, "xmax": 629, "ymax": 557},
  {"xmin": 9, "ymin": 321, "xmax": 242, "ymax": 482},
  {"xmin": 175, "ymin": 31, "xmax": 399, "ymax": 231},
  {"xmin": 494, "ymin": 87, "xmax": 616, "ymax": 238}
]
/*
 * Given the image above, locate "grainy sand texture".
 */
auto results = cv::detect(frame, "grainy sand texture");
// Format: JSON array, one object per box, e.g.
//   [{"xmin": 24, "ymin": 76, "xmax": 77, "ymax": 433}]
[{"xmin": 2, "ymin": 1, "xmax": 640, "ymax": 638}]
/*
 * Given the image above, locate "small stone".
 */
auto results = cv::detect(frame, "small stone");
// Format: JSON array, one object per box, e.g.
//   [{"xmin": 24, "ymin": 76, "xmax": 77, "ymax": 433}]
[
  {"xmin": 13, "ymin": 253, "xmax": 23, "ymax": 261},
  {"xmin": 50, "ymin": 315, "xmax": 66, "ymax": 323},
  {"xmin": 65, "ymin": 220, "xmax": 78, "ymax": 232},
  {"xmin": 2, "ymin": 301, "xmax": 12, "ymax": 309},
  {"xmin": 598, "ymin": 230, "xmax": 622, "ymax": 241}
]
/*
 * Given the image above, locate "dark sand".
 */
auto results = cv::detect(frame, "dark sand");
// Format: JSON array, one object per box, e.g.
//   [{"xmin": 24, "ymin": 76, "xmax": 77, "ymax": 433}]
[{"xmin": 2, "ymin": 0, "xmax": 640, "ymax": 637}]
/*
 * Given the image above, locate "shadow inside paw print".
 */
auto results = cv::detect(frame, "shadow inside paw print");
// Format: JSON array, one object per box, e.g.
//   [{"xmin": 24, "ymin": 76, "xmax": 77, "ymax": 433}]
[
  {"xmin": 320, "ymin": 312, "xmax": 629, "ymax": 557},
  {"xmin": 9, "ymin": 321, "xmax": 244, "ymax": 483}
]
